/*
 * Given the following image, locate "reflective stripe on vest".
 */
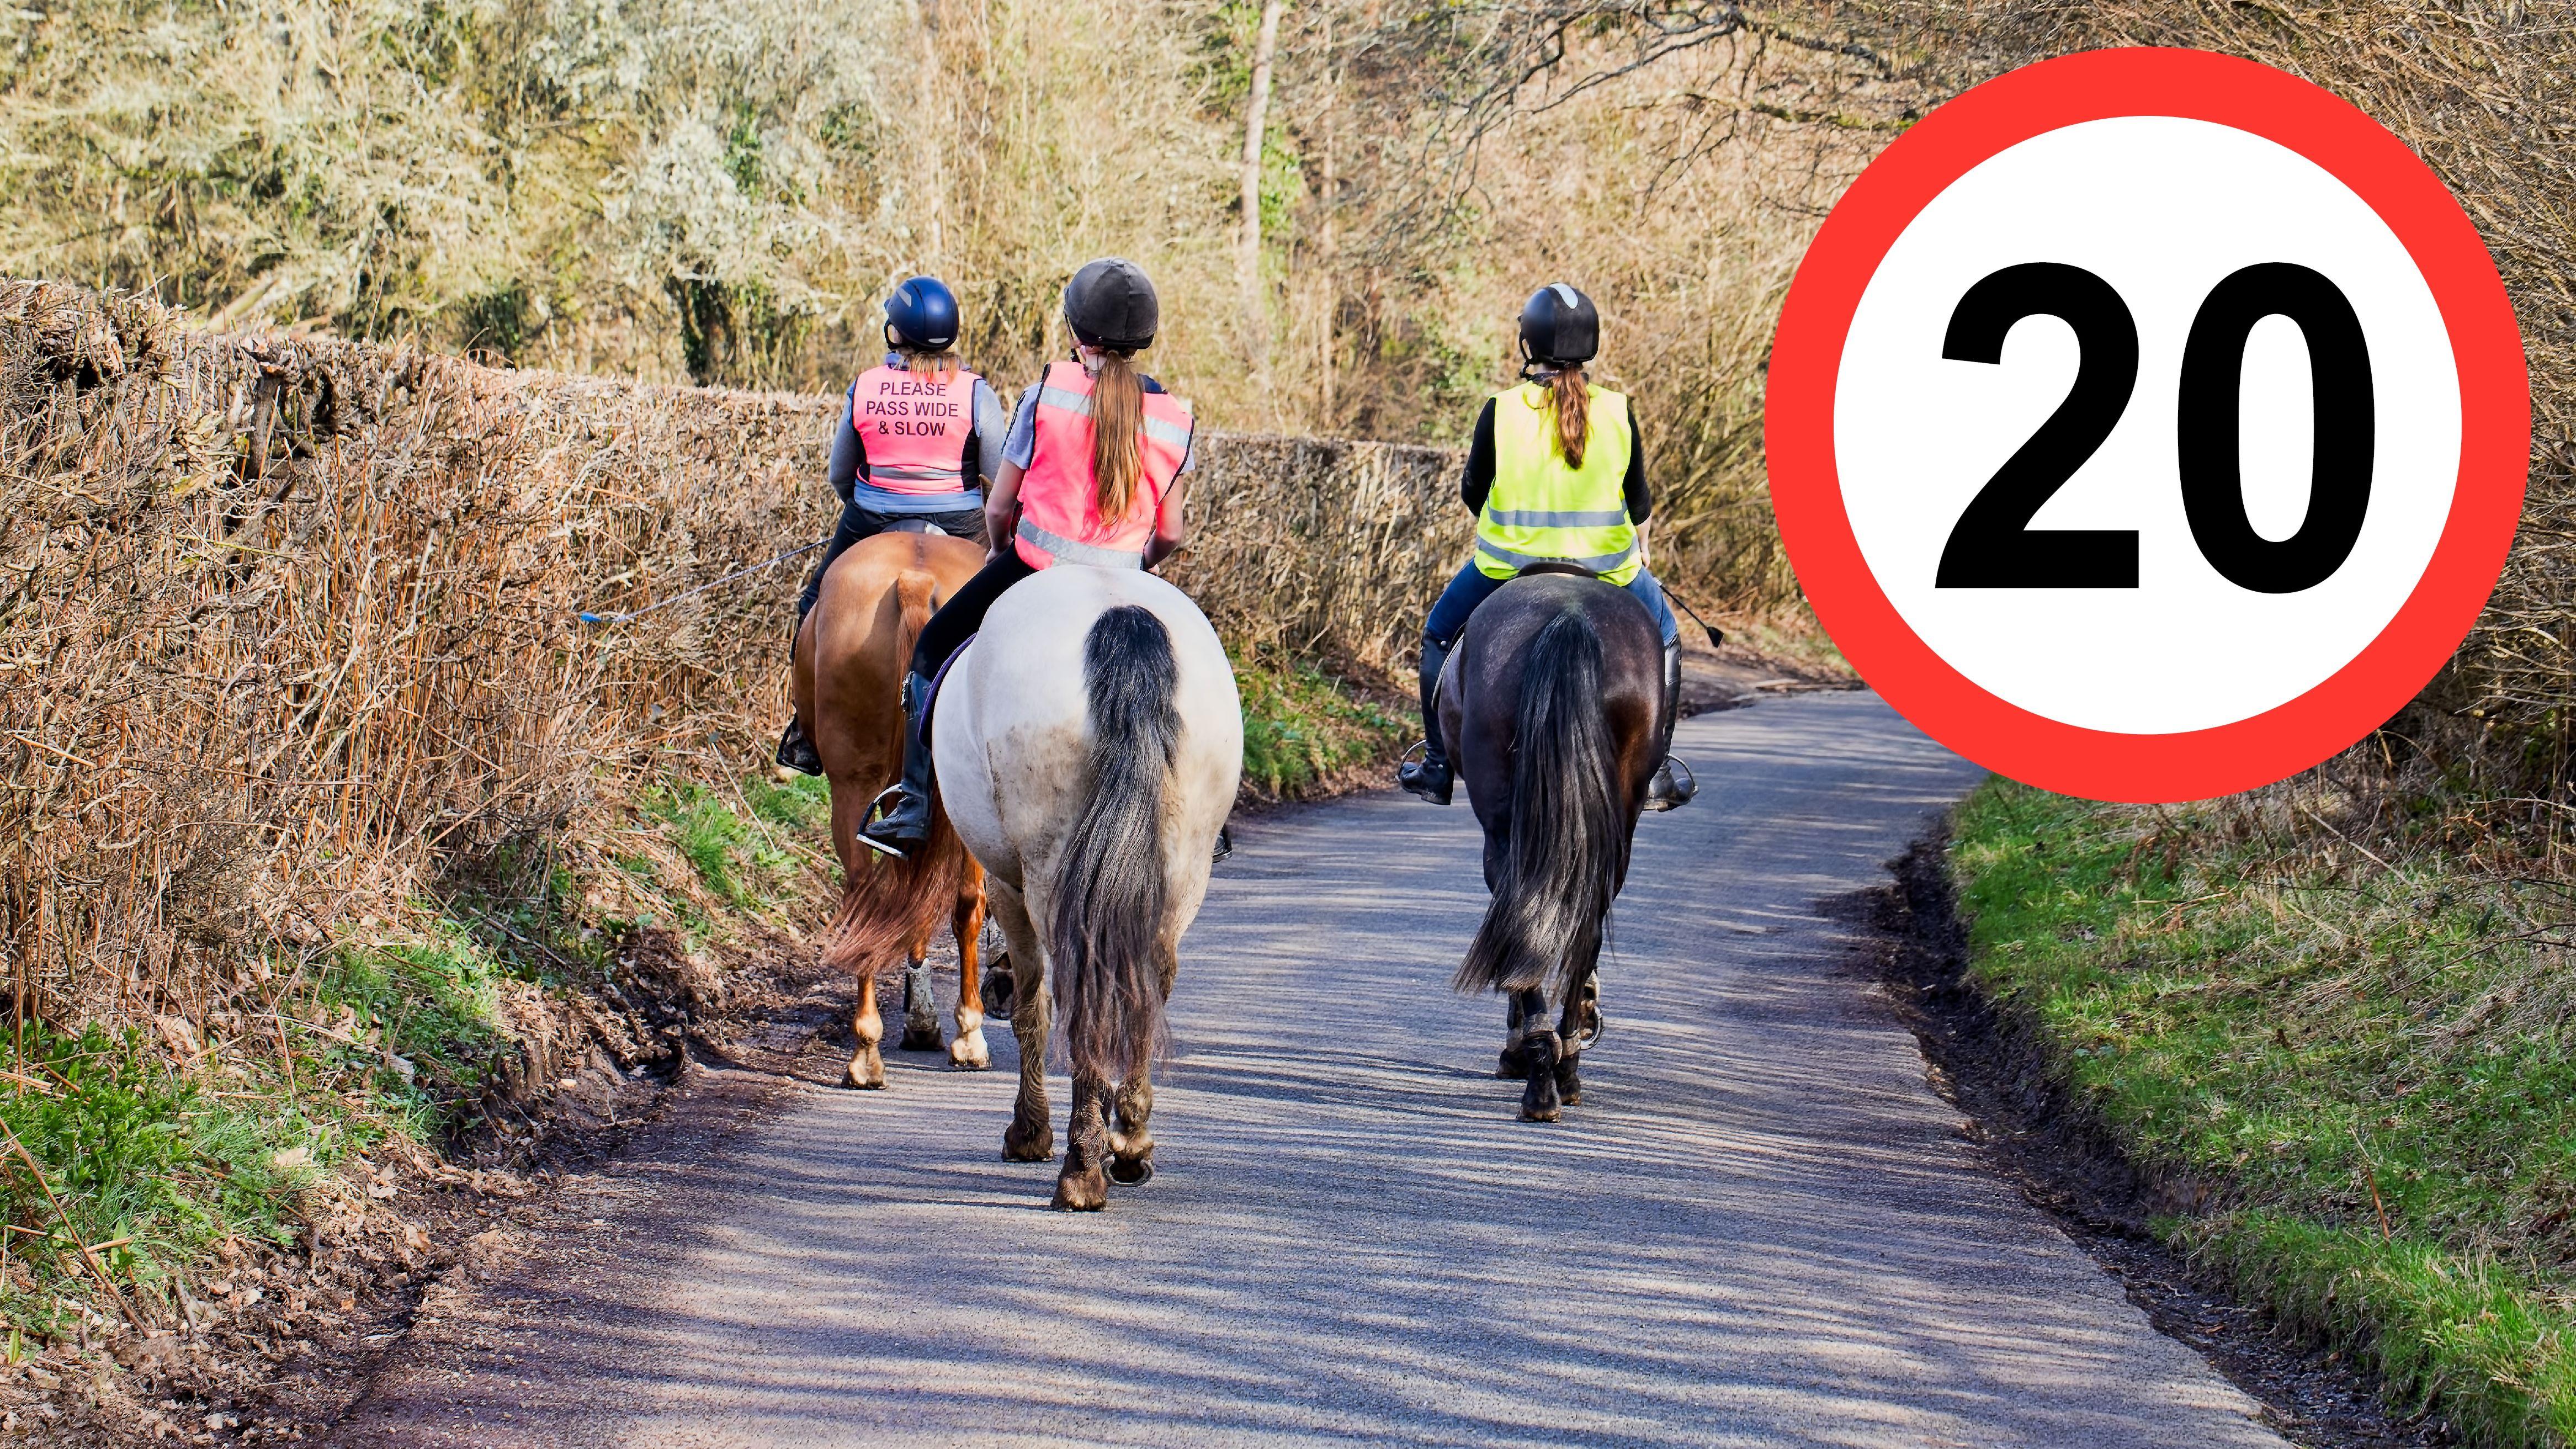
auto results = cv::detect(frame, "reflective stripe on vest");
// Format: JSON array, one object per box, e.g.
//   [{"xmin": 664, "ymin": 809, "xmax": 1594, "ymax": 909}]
[
  {"xmin": 1474, "ymin": 381, "xmax": 1639, "ymax": 585},
  {"xmin": 851, "ymin": 364, "xmax": 978, "ymax": 495},
  {"xmin": 1013, "ymin": 360, "xmax": 1193, "ymax": 571}
]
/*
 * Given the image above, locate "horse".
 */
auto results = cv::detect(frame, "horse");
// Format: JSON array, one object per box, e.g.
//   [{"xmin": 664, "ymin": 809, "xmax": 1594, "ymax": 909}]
[
  {"xmin": 1438, "ymin": 567, "xmax": 1665, "ymax": 1122},
  {"xmin": 931, "ymin": 566, "xmax": 1240, "ymax": 1210},
  {"xmin": 794, "ymin": 527, "xmax": 995, "ymax": 1089}
]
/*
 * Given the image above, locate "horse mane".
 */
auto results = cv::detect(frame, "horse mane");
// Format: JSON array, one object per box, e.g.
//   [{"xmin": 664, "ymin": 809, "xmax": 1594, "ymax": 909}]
[
  {"xmin": 822, "ymin": 569, "xmax": 969, "ymax": 979},
  {"xmin": 1454, "ymin": 602, "xmax": 1629, "ymax": 995},
  {"xmin": 1050, "ymin": 604, "xmax": 1181, "ymax": 1082}
]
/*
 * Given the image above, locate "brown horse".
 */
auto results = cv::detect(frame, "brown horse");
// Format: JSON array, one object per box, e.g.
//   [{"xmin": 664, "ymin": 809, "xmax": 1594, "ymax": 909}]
[{"xmin": 794, "ymin": 528, "xmax": 994, "ymax": 1089}]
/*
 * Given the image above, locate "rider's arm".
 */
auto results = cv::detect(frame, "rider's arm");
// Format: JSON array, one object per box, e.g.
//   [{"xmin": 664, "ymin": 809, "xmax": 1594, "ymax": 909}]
[
  {"xmin": 1146, "ymin": 478, "xmax": 1189, "ymax": 568},
  {"xmin": 828, "ymin": 386, "xmax": 863, "ymax": 502},
  {"xmin": 985, "ymin": 461, "xmax": 1026, "ymax": 555},
  {"xmin": 1460, "ymin": 399, "xmax": 1497, "ymax": 514},
  {"xmin": 968, "ymin": 378, "xmax": 1008, "ymax": 486},
  {"xmin": 1144, "ymin": 422, "xmax": 1196, "ymax": 569},
  {"xmin": 1623, "ymin": 408, "xmax": 1651, "ymax": 524}
]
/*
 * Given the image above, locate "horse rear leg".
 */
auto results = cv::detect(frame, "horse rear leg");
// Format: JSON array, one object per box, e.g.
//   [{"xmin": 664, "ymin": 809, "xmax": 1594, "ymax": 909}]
[
  {"xmin": 1553, "ymin": 971, "xmax": 1599, "ymax": 1108},
  {"xmin": 992, "ymin": 883, "xmax": 1053, "ymax": 1162},
  {"xmin": 848, "ymin": 971, "xmax": 886, "ymax": 1090},
  {"xmin": 1053, "ymin": 1071, "xmax": 1112, "ymax": 1211},
  {"xmin": 947, "ymin": 863, "xmax": 991, "ymax": 1070},
  {"xmin": 1109, "ymin": 1069, "xmax": 1154, "ymax": 1185}
]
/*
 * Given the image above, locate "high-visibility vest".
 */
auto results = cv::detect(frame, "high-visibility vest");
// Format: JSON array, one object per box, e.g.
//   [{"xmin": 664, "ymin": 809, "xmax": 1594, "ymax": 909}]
[
  {"xmin": 849, "ymin": 363, "xmax": 980, "ymax": 494},
  {"xmin": 1013, "ymin": 360, "xmax": 1194, "ymax": 570},
  {"xmin": 1474, "ymin": 380, "xmax": 1639, "ymax": 585}
]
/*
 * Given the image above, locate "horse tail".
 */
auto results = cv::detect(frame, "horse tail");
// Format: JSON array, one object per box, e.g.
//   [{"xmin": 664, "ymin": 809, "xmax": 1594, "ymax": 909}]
[
  {"xmin": 1455, "ymin": 607, "xmax": 1624, "ymax": 996},
  {"xmin": 822, "ymin": 569, "xmax": 964, "ymax": 978},
  {"xmin": 1051, "ymin": 604, "xmax": 1181, "ymax": 1084}
]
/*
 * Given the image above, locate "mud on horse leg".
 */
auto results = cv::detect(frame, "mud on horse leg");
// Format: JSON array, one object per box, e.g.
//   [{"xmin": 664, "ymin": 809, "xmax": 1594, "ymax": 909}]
[
  {"xmin": 1109, "ymin": 1071, "xmax": 1154, "ymax": 1185},
  {"xmin": 899, "ymin": 954, "xmax": 944, "ymax": 1053},
  {"xmin": 1001, "ymin": 933, "xmax": 1053, "ymax": 1161},
  {"xmin": 1053, "ymin": 1071, "xmax": 1113, "ymax": 1211},
  {"xmin": 848, "ymin": 972, "xmax": 887, "ymax": 1089}
]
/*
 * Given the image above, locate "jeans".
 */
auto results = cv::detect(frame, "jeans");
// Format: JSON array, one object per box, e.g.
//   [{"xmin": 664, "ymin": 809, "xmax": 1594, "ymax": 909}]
[
  {"xmin": 796, "ymin": 496, "xmax": 990, "ymax": 619},
  {"xmin": 1421, "ymin": 559, "xmax": 1681, "ymax": 652}
]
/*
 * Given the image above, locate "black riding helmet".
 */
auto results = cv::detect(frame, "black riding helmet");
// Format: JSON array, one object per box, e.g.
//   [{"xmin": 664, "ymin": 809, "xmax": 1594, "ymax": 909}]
[
  {"xmin": 1518, "ymin": 282, "xmax": 1599, "ymax": 374},
  {"xmin": 1063, "ymin": 258, "xmax": 1159, "ymax": 352},
  {"xmin": 884, "ymin": 276, "xmax": 960, "ymax": 351}
]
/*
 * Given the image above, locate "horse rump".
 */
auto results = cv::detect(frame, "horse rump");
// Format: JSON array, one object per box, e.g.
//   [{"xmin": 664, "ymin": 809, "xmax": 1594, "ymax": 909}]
[
  {"xmin": 820, "ymin": 568, "xmax": 964, "ymax": 979},
  {"xmin": 1050, "ymin": 604, "xmax": 1181, "ymax": 1082},
  {"xmin": 1454, "ymin": 607, "xmax": 1626, "ymax": 996}
]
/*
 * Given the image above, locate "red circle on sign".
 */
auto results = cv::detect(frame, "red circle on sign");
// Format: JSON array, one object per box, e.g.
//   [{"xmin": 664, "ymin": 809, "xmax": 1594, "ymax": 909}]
[{"xmin": 1766, "ymin": 46, "xmax": 2527, "ymax": 803}]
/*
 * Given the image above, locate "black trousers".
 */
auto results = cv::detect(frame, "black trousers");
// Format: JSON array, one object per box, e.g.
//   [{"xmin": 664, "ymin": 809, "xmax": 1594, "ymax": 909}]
[
  {"xmin": 797, "ymin": 497, "xmax": 990, "ymax": 619},
  {"xmin": 908, "ymin": 549, "xmax": 1036, "ymax": 680}
]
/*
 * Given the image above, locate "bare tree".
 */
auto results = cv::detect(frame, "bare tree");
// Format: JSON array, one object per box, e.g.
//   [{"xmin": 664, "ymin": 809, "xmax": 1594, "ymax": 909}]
[{"xmin": 1239, "ymin": 0, "xmax": 1287, "ymax": 354}]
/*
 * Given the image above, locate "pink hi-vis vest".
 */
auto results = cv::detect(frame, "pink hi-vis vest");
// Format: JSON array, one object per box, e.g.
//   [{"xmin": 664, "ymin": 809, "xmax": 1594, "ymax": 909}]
[
  {"xmin": 849, "ymin": 363, "xmax": 979, "ymax": 494},
  {"xmin": 1013, "ymin": 360, "xmax": 1192, "ymax": 570}
]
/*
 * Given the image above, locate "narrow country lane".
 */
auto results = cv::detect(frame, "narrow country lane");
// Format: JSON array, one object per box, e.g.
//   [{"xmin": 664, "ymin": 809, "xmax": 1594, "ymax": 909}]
[{"xmin": 328, "ymin": 692, "xmax": 2288, "ymax": 1448}]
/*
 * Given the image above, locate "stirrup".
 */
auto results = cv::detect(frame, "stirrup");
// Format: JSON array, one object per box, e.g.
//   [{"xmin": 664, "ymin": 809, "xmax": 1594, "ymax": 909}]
[
  {"xmin": 1643, "ymin": 756, "xmax": 1697, "ymax": 812},
  {"xmin": 775, "ymin": 720, "xmax": 823, "ymax": 777},
  {"xmin": 1212, "ymin": 825, "xmax": 1233, "ymax": 864},
  {"xmin": 854, "ymin": 782, "xmax": 917, "ymax": 860},
  {"xmin": 1397, "ymin": 739, "xmax": 1453, "ymax": 806}
]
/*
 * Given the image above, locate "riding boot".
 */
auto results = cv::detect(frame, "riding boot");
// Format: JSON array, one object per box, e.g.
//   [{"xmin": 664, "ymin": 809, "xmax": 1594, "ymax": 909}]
[
  {"xmin": 775, "ymin": 598, "xmax": 827, "ymax": 776},
  {"xmin": 1396, "ymin": 637, "xmax": 1454, "ymax": 805},
  {"xmin": 857, "ymin": 671, "xmax": 936, "ymax": 859},
  {"xmin": 1644, "ymin": 638, "xmax": 1696, "ymax": 811},
  {"xmin": 774, "ymin": 719, "xmax": 824, "ymax": 777}
]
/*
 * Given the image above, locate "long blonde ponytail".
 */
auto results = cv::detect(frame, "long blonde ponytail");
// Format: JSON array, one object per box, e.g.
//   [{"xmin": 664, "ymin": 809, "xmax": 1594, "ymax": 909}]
[{"xmin": 1090, "ymin": 351, "xmax": 1145, "ymax": 519}]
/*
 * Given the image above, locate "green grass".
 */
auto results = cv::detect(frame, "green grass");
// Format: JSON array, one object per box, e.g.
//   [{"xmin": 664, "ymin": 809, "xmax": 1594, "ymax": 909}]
[
  {"xmin": 1951, "ymin": 780, "xmax": 2576, "ymax": 1446},
  {"xmin": 0, "ymin": 768, "xmax": 838, "ymax": 1346},
  {"xmin": 1233, "ymin": 653, "xmax": 1416, "ymax": 800}
]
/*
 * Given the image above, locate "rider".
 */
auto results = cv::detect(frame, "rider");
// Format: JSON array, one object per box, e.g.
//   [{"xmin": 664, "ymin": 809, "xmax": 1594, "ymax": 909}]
[
  {"xmin": 856, "ymin": 257, "xmax": 1197, "ymax": 859},
  {"xmin": 775, "ymin": 275, "xmax": 1007, "ymax": 776},
  {"xmin": 1396, "ymin": 283, "xmax": 1695, "ymax": 812}
]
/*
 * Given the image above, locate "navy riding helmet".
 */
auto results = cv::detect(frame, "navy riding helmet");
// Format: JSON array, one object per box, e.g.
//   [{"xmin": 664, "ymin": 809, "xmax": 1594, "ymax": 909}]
[{"xmin": 885, "ymin": 276, "xmax": 961, "ymax": 352}]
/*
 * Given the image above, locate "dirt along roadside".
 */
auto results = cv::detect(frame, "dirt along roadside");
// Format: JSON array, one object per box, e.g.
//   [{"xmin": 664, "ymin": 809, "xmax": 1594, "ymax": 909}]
[{"xmin": 1846, "ymin": 835, "xmax": 2448, "ymax": 1449}]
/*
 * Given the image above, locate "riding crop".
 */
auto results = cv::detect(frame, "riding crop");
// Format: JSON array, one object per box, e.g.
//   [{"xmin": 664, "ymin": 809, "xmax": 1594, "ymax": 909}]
[
  {"xmin": 1658, "ymin": 586, "xmax": 1727, "ymax": 649},
  {"xmin": 576, "ymin": 539, "xmax": 825, "ymax": 625}
]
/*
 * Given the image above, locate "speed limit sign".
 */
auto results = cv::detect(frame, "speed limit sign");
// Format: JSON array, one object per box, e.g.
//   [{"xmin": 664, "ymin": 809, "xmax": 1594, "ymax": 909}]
[{"xmin": 1767, "ymin": 47, "xmax": 2529, "ymax": 803}]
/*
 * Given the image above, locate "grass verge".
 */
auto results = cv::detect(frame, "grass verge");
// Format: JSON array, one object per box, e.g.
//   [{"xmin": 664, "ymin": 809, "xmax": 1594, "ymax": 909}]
[
  {"xmin": 1950, "ymin": 778, "xmax": 2576, "ymax": 1447},
  {"xmin": 1233, "ymin": 650, "xmax": 1416, "ymax": 803},
  {"xmin": 0, "ymin": 769, "xmax": 836, "ymax": 1350}
]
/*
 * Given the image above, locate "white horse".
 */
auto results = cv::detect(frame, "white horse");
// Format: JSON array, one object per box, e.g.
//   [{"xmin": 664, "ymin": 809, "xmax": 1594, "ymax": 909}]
[{"xmin": 931, "ymin": 566, "xmax": 1241, "ymax": 1211}]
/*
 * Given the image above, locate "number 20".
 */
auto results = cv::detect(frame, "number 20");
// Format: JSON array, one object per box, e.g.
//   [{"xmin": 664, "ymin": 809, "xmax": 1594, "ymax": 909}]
[{"xmin": 1935, "ymin": 261, "xmax": 2375, "ymax": 595}]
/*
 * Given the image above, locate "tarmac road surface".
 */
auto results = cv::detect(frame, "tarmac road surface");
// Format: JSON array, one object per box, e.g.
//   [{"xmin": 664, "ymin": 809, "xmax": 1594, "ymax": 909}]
[{"xmin": 328, "ymin": 691, "xmax": 2289, "ymax": 1448}]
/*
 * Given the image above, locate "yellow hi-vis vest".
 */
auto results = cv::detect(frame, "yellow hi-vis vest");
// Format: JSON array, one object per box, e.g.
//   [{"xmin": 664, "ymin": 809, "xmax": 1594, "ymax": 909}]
[{"xmin": 1474, "ymin": 381, "xmax": 1639, "ymax": 585}]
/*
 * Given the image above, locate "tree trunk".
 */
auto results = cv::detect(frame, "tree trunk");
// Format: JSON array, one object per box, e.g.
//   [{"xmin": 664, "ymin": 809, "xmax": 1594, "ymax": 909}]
[{"xmin": 1237, "ymin": 0, "xmax": 1286, "ymax": 356}]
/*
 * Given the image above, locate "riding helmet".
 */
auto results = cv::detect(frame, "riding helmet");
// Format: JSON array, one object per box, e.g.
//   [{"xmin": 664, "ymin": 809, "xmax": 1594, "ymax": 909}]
[
  {"xmin": 1517, "ymin": 282, "xmax": 1600, "ymax": 369},
  {"xmin": 1063, "ymin": 258, "xmax": 1160, "ymax": 352},
  {"xmin": 884, "ymin": 276, "xmax": 960, "ymax": 351}
]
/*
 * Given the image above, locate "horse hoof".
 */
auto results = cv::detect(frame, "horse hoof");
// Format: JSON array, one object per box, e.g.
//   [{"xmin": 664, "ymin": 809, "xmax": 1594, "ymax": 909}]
[
  {"xmin": 1109, "ymin": 1154, "xmax": 1155, "ymax": 1186},
  {"xmin": 948, "ymin": 1030, "xmax": 991, "ymax": 1070},
  {"xmin": 1002, "ymin": 1119, "xmax": 1054, "ymax": 1162},
  {"xmin": 1521, "ymin": 1076, "xmax": 1561, "ymax": 1121},
  {"xmin": 900, "ymin": 1025, "xmax": 944, "ymax": 1052},
  {"xmin": 847, "ymin": 1054, "xmax": 886, "ymax": 1090},
  {"xmin": 1051, "ymin": 1167, "xmax": 1109, "ymax": 1211}
]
